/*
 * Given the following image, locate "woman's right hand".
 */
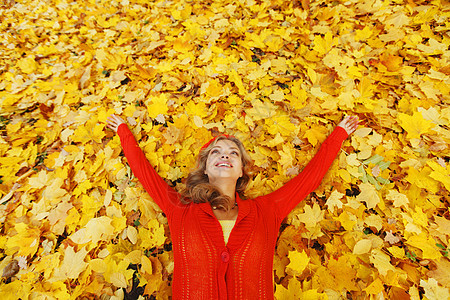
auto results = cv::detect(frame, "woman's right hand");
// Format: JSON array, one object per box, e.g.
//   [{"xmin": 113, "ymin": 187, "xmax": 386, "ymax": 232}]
[{"xmin": 106, "ymin": 114, "xmax": 126, "ymax": 132}]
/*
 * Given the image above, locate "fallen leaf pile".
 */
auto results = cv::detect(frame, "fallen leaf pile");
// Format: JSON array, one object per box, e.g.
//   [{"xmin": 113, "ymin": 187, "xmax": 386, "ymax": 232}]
[{"xmin": 0, "ymin": 0, "xmax": 449, "ymax": 298}]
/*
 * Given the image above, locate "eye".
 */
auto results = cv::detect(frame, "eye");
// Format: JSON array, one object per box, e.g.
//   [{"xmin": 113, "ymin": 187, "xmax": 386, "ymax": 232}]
[
  {"xmin": 231, "ymin": 151, "xmax": 239, "ymax": 156},
  {"xmin": 211, "ymin": 149, "xmax": 219, "ymax": 154}
]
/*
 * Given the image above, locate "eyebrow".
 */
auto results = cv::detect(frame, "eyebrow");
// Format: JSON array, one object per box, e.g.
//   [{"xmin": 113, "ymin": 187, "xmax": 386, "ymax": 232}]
[{"xmin": 211, "ymin": 145, "xmax": 240, "ymax": 152}]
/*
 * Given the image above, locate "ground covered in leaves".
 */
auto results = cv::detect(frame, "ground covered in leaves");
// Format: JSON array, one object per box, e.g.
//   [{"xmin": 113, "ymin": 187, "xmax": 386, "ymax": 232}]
[{"xmin": 0, "ymin": 0, "xmax": 449, "ymax": 299}]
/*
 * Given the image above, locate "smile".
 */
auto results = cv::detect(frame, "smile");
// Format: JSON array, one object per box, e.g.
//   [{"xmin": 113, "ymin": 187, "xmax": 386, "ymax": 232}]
[{"xmin": 215, "ymin": 162, "xmax": 232, "ymax": 168}]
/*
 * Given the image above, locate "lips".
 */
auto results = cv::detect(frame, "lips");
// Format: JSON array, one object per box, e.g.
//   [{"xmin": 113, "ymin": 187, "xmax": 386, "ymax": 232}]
[{"xmin": 215, "ymin": 162, "xmax": 233, "ymax": 168}]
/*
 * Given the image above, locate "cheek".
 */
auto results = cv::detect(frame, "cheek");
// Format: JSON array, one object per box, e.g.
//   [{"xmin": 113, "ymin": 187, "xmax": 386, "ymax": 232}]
[{"xmin": 204, "ymin": 157, "xmax": 213, "ymax": 174}]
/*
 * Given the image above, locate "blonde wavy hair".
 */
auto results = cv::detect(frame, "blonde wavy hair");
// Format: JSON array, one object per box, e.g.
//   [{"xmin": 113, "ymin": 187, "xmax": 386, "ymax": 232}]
[{"xmin": 181, "ymin": 136, "xmax": 253, "ymax": 210}]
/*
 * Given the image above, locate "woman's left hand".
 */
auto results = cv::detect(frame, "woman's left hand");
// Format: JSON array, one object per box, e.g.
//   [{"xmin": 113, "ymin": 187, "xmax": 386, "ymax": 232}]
[{"xmin": 338, "ymin": 115, "xmax": 359, "ymax": 135}]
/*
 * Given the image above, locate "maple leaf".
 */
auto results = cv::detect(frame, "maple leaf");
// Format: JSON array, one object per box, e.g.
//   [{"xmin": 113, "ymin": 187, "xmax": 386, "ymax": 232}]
[
  {"xmin": 296, "ymin": 203, "xmax": 324, "ymax": 239},
  {"xmin": 328, "ymin": 256, "xmax": 358, "ymax": 291},
  {"xmin": 384, "ymin": 231, "xmax": 401, "ymax": 245},
  {"xmin": 313, "ymin": 32, "xmax": 337, "ymax": 56},
  {"xmin": 304, "ymin": 125, "xmax": 327, "ymax": 147},
  {"xmin": 325, "ymin": 190, "xmax": 344, "ymax": 213},
  {"xmin": 405, "ymin": 233, "xmax": 441, "ymax": 260},
  {"xmin": 5, "ymin": 223, "xmax": 40, "ymax": 257},
  {"xmin": 427, "ymin": 160, "xmax": 450, "ymax": 192},
  {"xmin": 246, "ymin": 99, "xmax": 277, "ymax": 121},
  {"xmin": 420, "ymin": 278, "xmax": 450, "ymax": 300},
  {"xmin": 146, "ymin": 94, "xmax": 169, "ymax": 119},
  {"xmin": 138, "ymin": 219, "xmax": 166, "ymax": 249},
  {"xmin": 51, "ymin": 246, "xmax": 88, "ymax": 282},
  {"xmin": 355, "ymin": 183, "xmax": 380, "ymax": 209},
  {"xmin": 427, "ymin": 258, "xmax": 450, "ymax": 289},
  {"xmin": 286, "ymin": 250, "xmax": 310, "ymax": 276},
  {"xmin": 369, "ymin": 249, "xmax": 396, "ymax": 276},
  {"xmin": 397, "ymin": 111, "xmax": 434, "ymax": 140},
  {"xmin": 386, "ymin": 190, "xmax": 409, "ymax": 208},
  {"xmin": 364, "ymin": 278, "xmax": 385, "ymax": 295},
  {"xmin": 70, "ymin": 216, "xmax": 115, "ymax": 244}
]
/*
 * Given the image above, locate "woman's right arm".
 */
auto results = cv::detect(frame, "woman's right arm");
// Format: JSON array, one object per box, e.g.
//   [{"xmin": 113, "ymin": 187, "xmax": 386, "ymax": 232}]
[{"xmin": 107, "ymin": 115, "xmax": 181, "ymax": 215}]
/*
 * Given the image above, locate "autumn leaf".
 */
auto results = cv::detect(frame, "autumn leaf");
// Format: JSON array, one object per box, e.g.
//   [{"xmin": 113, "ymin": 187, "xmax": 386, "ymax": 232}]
[
  {"xmin": 398, "ymin": 111, "xmax": 434, "ymax": 140},
  {"xmin": 355, "ymin": 183, "xmax": 380, "ymax": 209},
  {"xmin": 286, "ymin": 250, "xmax": 310, "ymax": 276},
  {"xmin": 51, "ymin": 246, "xmax": 88, "ymax": 282}
]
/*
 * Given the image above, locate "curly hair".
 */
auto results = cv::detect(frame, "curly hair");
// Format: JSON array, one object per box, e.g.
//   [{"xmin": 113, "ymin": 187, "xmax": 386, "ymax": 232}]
[{"xmin": 181, "ymin": 135, "xmax": 253, "ymax": 211}]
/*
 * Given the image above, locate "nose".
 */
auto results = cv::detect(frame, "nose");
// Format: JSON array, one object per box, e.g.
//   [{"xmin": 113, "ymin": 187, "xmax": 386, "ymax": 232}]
[{"xmin": 221, "ymin": 154, "xmax": 229, "ymax": 159}]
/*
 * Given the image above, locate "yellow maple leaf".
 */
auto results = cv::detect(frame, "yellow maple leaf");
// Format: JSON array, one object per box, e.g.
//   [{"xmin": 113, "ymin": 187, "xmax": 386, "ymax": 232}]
[
  {"xmin": 364, "ymin": 278, "xmax": 384, "ymax": 295},
  {"xmin": 427, "ymin": 258, "xmax": 450, "ymax": 289},
  {"xmin": 427, "ymin": 160, "xmax": 450, "ymax": 192},
  {"xmin": 405, "ymin": 233, "xmax": 441, "ymax": 260},
  {"xmin": 5, "ymin": 223, "xmax": 40, "ymax": 257},
  {"xmin": 146, "ymin": 94, "xmax": 169, "ymax": 119},
  {"xmin": 397, "ymin": 111, "xmax": 434, "ymax": 139},
  {"xmin": 228, "ymin": 69, "xmax": 246, "ymax": 95},
  {"xmin": 246, "ymin": 99, "xmax": 277, "ymax": 121},
  {"xmin": 185, "ymin": 101, "xmax": 208, "ymax": 118},
  {"xmin": 51, "ymin": 246, "xmax": 88, "ymax": 282},
  {"xmin": 369, "ymin": 248, "xmax": 396, "ymax": 276},
  {"xmin": 278, "ymin": 144, "xmax": 295, "ymax": 169},
  {"xmin": 313, "ymin": 32, "xmax": 336, "ymax": 56},
  {"xmin": 297, "ymin": 203, "xmax": 324, "ymax": 229},
  {"xmin": 95, "ymin": 48, "xmax": 124, "ymax": 70},
  {"xmin": 387, "ymin": 246, "xmax": 405, "ymax": 259},
  {"xmin": 70, "ymin": 216, "xmax": 115, "ymax": 244},
  {"xmin": 172, "ymin": 35, "xmax": 195, "ymax": 53},
  {"xmin": 356, "ymin": 77, "xmax": 374, "ymax": 103},
  {"xmin": 304, "ymin": 125, "xmax": 327, "ymax": 147},
  {"xmin": 434, "ymin": 216, "xmax": 450, "ymax": 235},
  {"xmin": 420, "ymin": 278, "xmax": 450, "ymax": 300},
  {"xmin": 325, "ymin": 190, "xmax": 344, "ymax": 213},
  {"xmin": 386, "ymin": 190, "xmax": 409, "ymax": 208},
  {"xmin": 287, "ymin": 81, "xmax": 308, "ymax": 110},
  {"xmin": 328, "ymin": 256, "xmax": 358, "ymax": 291},
  {"xmin": 355, "ymin": 183, "xmax": 380, "ymax": 209},
  {"xmin": 337, "ymin": 211, "xmax": 357, "ymax": 231},
  {"xmin": 286, "ymin": 250, "xmax": 310, "ymax": 276},
  {"xmin": 103, "ymin": 258, "xmax": 134, "ymax": 289},
  {"xmin": 138, "ymin": 219, "xmax": 166, "ymax": 249},
  {"xmin": 405, "ymin": 166, "xmax": 440, "ymax": 194}
]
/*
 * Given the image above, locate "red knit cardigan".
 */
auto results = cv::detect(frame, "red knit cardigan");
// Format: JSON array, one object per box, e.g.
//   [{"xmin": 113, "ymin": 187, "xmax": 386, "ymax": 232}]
[{"xmin": 117, "ymin": 124, "xmax": 348, "ymax": 300}]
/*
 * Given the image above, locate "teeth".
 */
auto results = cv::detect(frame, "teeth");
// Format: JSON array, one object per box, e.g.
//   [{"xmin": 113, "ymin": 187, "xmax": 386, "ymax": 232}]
[{"xmin": 217, "ymin": 163, "xmax": 231, "ymax": 167}]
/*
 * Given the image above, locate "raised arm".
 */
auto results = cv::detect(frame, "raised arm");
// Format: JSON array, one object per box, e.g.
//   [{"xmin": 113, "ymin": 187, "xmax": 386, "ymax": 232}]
[
  {"xmin": 258, "ymin": 116, "xmax": 359, "ymax": 223},
  {"xmin": 107, "ymin": 114, "xmax": 181, "ymax": 216}
]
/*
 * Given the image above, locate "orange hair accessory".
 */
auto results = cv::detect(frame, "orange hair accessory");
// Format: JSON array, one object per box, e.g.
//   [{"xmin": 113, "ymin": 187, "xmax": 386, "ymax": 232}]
[{"xmin": 201, "ymin": 134, "xmax": 235, "ymax": 150}]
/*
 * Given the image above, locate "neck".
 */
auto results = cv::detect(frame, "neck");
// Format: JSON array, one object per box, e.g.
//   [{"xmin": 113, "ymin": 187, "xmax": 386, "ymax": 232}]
[{"xmin": 209, "ymin": 179, "xmax": 236, "ymax": 207}]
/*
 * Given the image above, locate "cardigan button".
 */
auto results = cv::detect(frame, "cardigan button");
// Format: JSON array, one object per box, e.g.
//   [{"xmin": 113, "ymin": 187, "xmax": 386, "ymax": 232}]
[{"xmin": 221, "ymin": 251, "xmax": 230, "ymax": 263}]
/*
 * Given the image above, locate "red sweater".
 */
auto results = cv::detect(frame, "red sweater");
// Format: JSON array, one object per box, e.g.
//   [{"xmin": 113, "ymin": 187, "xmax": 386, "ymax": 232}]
[{"xmin": 117, "ymin": 124, "xmax": 348, "ymax": 299}]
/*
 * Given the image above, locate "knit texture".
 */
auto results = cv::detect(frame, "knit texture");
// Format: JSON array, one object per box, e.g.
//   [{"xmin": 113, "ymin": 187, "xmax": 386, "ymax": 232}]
[{"xmin": 117, "ymin": 124, "xmax": 348, "ymax": 300}]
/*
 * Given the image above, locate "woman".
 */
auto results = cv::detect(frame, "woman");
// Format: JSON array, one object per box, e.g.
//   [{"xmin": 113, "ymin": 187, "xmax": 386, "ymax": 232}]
[{"xmin": 107, "ymin": 114, "xmax": 358, "ymax": 299}]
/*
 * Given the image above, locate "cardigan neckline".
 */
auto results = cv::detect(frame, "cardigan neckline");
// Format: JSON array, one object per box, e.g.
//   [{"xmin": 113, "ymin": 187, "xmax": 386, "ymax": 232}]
[{"xmin": 197, "ymin": 194, "xmax": 254, "ymax": 251}]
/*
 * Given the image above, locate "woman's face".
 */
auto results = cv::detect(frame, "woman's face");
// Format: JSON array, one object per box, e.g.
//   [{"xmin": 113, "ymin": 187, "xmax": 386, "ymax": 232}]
[{"xmin": 204, "ymin": 139, "xmax": 243, "ymax": 183}]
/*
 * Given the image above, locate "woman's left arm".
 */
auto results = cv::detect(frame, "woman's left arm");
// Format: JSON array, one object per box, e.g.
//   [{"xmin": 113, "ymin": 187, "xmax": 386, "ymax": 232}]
[{"xmin": 260, "ymin": 116, "xmax": 359, "ymax": 222}]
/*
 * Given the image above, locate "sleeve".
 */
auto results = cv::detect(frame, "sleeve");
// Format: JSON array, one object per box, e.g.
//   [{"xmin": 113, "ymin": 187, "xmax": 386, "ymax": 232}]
[
  {"xmin": 258, "ymin": 126, "xmax": 349, "ymax": 223},
  {"xmin": 117, "ymin": 123, "xmax": 181, "ymax": 216}
]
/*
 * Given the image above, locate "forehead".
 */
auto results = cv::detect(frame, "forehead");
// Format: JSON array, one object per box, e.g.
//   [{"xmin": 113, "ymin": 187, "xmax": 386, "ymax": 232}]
[{"xmin": 211, "ymin": 139, "xmax": 240, "ymax": 150}]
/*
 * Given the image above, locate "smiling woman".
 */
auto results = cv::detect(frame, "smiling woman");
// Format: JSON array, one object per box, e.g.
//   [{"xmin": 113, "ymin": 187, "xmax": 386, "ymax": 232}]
[
  {"xmin": 106, "ymin": 114, "xmax": 359, "ymax": 300},
  {"xmin": 181, "ymin": 136, "xmax": 252, "ymax": 213}
]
